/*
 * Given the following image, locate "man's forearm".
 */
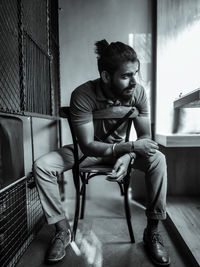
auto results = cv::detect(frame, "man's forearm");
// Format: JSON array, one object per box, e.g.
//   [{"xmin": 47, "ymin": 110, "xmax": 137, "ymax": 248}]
[
  {"xmin": 81, "ymin": 138, "xmax": 157, "ymax": 158},
  {"xmin": 81, "ymin": 141, "xmax": 133, "ymax": 157},
  {"xmin": 81, "ymin": 141, "xmax": 112, "ymax": 157}
]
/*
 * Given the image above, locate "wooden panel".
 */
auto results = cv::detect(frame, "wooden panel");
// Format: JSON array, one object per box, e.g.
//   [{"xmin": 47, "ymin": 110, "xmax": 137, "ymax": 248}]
[
  {"xmin": 167, "ymin": 196, "xmax": 200, "ymax": 265},
  {"xmin": 159, "ymin": 146, "xmax": 200, "ymax": 195}
]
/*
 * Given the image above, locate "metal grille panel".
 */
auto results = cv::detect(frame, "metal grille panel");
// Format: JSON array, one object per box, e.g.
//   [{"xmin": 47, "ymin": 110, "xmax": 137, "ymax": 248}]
[
  {"xmin": 24, "ymin": 34, "xmax": 51, "ymax": 115},
  {"xmin": 49, "ymin": 0, "xmax": 60, "ymax": 116},
  {"xmin": 0, "ymin": 176, "xmax": 44, "ymax": 267},
  {"xmin": 0, "ymin": 0, "xmax": 21, "ymax": 113},
  {"xmin": 50, "ymin": 41, "xmax": 60, "ymax": 116},
  {"xmin": 0, "ymin": 0, "xmax": 60, "ymax": 116},
  {"xmin": 22, "ymin": 0, "xmax": 48, "ymax": 52}
]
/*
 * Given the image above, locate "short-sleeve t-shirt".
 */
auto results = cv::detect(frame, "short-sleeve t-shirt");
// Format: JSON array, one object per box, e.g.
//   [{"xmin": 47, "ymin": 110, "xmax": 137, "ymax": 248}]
[{"xmin": 70, "ymin": 78, "xmax": 149, "ymax": 144}]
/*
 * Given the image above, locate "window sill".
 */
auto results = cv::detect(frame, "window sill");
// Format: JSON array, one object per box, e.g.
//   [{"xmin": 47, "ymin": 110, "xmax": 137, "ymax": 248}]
[{"xmin": 155, "ymin": 133, "xmax": 200, "ymax": 147}]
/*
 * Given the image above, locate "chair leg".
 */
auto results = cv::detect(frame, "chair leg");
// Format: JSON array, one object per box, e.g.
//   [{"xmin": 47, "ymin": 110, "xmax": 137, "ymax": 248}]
[
  {"xmin": 124, "ymin": 175, "xmax": 135, "ymax": 243},
  {"xmin": 80, "ymin": 183, "xmax": 86, "ymax": 219},
  {"xmin": 80, "ymin": 172, "xmax": 87, "ymax": 219},
  {"xmin": 117, "ymin": 181, "xmax": 124, "ymax": 196},
  {"xmin": 72, "ymin": 168, "xmax": 80, "ymax": 241}
]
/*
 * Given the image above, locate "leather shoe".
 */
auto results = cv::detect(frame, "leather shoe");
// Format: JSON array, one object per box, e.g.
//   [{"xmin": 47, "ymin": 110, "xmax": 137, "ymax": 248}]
[
  {"xmin": 46, "ymin": 229, "xmax": 71, "ymax": 262},
  {"xmin": 143, "ymin": 228, "xmax": 170, "ymax": 266}
]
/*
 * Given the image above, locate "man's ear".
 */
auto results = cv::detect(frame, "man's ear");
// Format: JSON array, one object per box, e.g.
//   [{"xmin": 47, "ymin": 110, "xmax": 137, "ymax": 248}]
[{"xmin": 101, "ymin": 70, "xmax": 111, "ymax": 84}]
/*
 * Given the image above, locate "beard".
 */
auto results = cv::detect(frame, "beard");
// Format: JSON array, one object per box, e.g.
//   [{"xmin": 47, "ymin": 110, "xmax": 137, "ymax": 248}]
[{"xmin": 110, "ymin": 81, "xmax": 134, "ymax": 101}]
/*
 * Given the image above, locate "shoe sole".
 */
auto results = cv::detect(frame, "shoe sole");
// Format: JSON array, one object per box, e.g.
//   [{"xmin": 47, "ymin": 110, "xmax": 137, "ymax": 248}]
[
  {"xmin": 143, "ymin": 242, "xmax": 171, "ymax": 266},
  {"xmin": 47, "ymin": 250, "xmax": 66, "ymax": 263}
]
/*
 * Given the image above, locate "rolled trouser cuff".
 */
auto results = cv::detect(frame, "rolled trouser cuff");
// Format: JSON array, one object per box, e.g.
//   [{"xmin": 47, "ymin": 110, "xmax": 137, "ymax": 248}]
[
  {"xmin": 145, "ymin": 210, "xmax": 167, "ymax": 220},
  {"xmin": 46, "ymin": 214, "xmax": 66, "ymax": 225}
]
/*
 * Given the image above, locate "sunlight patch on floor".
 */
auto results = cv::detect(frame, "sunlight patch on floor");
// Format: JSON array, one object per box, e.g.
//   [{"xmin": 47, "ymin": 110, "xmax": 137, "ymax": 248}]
[{"xmin": 71, "ymin": 228, "xmax": 103, "ymax": 267}]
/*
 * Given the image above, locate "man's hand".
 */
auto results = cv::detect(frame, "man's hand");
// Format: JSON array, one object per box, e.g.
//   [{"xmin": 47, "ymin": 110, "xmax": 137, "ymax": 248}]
[
  {"xmin": 133, "ymin": 138, "xmax": 159, "ymax": 157},
  {"xmin": 106, "ymin": 154, "xmax": 131, "ymax": 182}
]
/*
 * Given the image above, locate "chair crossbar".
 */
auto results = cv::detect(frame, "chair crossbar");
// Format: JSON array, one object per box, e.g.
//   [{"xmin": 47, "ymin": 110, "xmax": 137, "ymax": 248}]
[{"xmin": 78, "ymin": 106, "xmax": 138, "ymax": 164}]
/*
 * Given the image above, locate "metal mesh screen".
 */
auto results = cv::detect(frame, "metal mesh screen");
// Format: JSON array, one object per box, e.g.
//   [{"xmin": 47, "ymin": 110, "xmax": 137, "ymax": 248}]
[
  {"xmin": 50, "ymin": 42, "xmax": 60, "ymax": 116},
  {"xmin": 26, "ymin": 176, "xmax": 45, "ymax": 236},
  {"xmin": 49, "ymin": 0, "xmax": 60, "ymax": 116},
  {"xmin": 0, "ymin": 0, "xmax": 21, "ymax": 113},
  {"xmin": 22, "ymin": 0, "xmax": 48, "ymax": 53},
  {"xmin": 0, "ymin": 0, "xmax": 60, "ymax": 116},
  {"xmin": 0, "ymin": 176, "xmax": 44, "ymax": 267},
  {"xmin": 24, "ymin": 34, "xmax": 51, "ymax": 115}
]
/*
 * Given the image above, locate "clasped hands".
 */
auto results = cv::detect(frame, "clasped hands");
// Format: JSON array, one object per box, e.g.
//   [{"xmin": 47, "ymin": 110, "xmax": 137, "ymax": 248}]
[{"xmin": 107, "ymin": 138, "xmax": 159, "ymax": 182}]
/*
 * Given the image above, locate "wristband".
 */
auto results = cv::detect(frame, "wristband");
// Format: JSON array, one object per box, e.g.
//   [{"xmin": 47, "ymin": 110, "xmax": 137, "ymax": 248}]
[
  {"xmin": 129, "ymin": 152, "xmax": 136, "ymax": 160},
  {"xmin": 112, "ymin": 143, "xmax": 117, "ymax": 157},
  {"xmin": 129, "ymin": 152, "xmax": 136, "ymax": 165}
]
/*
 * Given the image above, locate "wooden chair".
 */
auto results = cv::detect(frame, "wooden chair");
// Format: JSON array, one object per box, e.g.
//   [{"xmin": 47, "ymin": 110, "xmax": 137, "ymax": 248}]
[{"xmin": 59, "ymin": 106, "xmax": 139, "ymax": 243}]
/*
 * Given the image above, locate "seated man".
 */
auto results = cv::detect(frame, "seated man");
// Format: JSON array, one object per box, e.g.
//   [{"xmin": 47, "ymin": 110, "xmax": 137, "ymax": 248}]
[{"xmin": 34, "ymin": 39, "xmax": 170, "ymax": 266}]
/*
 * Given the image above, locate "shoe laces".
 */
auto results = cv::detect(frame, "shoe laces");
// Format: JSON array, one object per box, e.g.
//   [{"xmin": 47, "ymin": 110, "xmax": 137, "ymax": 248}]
[
  {"xmin": 151, "ymin": 232, "xmax": 163, "ymax": 245},
  {"xmin": 54, "ymin": 230, "xmax": 71, "ymax": 243}
]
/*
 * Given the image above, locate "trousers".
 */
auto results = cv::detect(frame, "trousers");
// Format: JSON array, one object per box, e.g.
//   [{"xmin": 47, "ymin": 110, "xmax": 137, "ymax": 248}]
[{"xmin": 33, "ymin": 145, "xmax": 167, "ymax": 224}]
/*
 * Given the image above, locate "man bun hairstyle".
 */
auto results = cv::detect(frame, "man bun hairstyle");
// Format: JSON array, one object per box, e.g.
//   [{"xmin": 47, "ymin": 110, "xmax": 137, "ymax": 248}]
[
  {"xmin": 95, "ymin": 39, "xmax": 140, "ymax": 75},
  {"xmin": 95, "ymin": 39, "xmax": 109, "ymax": 57}
]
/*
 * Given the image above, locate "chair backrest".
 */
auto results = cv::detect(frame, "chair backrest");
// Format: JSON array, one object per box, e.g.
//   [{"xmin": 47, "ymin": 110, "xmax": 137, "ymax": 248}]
[{"xmin": 59, "ymin": 106, "xmax": 139, "ymax": 165}]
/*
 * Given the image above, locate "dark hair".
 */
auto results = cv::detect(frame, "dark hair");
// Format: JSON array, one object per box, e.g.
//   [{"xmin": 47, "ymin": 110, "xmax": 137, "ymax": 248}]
[{"xmin": 95, "ymin": 39, "xmax": 140, "ymax": 75}]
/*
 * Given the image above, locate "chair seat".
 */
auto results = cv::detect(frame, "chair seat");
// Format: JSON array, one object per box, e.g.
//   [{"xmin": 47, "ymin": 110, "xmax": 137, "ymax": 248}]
[{"xmin": 80, "ymin": 165, "xmax": 113, "ymax": 174}]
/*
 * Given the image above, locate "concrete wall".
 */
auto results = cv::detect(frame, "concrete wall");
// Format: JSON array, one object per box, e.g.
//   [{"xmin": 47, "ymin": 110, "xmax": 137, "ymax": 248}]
[
  {"xmin": 59, "ymin": 0, "xmax": 152, "ymax": 199},
  {"xmin": 59, "ymin": 0, "xmax": 152, "ymax": 106}
]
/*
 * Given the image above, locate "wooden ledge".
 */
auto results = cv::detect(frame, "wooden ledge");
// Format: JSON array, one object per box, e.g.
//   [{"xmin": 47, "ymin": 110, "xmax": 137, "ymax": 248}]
[
  {"xmin": 174, "ymin": 88, "xmax": 200, "ymax": 108},
  {"xmin": 155, "ymin": 133, "xmax": 200, "ymax": 147}
]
